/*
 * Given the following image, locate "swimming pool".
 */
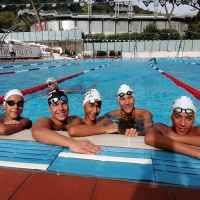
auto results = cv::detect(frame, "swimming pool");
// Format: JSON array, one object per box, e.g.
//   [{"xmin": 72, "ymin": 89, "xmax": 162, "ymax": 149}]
[{"xmin": 0, "ymin": 58, "xmax": 200, "ymax": 126}]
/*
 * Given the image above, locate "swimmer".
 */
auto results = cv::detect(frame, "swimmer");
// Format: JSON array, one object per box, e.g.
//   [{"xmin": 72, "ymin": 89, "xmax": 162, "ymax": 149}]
[
  {"xmin": 32, "ymin": 89, "xmax": 101, "ymax": 154},
  {"xmin": 145, "ymin": 96, "xmax": 200, "ymax": 159},
  {"xmin": 0, "ymin": 89, "xmax": 32, "ymax": 135},
  {"xmin": 68, "ymin": 89, "xmax": 118, "ymax": 136},
  {"xmin": 149, "ymin": 57, "xmax": 157, "ymax": 64},
  {"xmin": 98, "ymin": 84, "xmax": 154, "ymax": 136},
  {"xmin": 40, "ymin": 77, "xmax": 98, "ymax": 96}
]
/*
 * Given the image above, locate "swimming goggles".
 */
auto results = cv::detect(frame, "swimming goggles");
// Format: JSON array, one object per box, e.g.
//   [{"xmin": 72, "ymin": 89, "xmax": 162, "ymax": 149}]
[
  {"xmin": 4, "ymin": 100, "xmax": 24, "ymax": 107},
  {"xmin": 118, "ymin": 91, "xmax": 133, "ymax": 98},
  {"xmin": 173, "ymin": 107, "xmax": 195, "ymax": 116},
  {"xmin": 49, "ymin": 96, "xmax": 68, "ymax": 105},
  {"xmin": 47, "ymin": 82, "xmax": 55, "ymax": 86},
  {"xmin": 88, "ymin": 99, "xmax": 102, "ymax": 106}
]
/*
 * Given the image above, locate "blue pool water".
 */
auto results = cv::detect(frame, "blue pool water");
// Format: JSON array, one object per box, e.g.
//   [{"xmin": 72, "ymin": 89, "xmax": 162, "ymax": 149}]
[{"xmin": 0, "ymin": 58, "xmax": 200, "ymax": 126}]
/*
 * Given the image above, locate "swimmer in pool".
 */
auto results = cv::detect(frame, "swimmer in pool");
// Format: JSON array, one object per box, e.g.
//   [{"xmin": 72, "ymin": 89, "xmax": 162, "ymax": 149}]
[
  {"xmin": 98, "ymin": 84, "xmax": 154, "ymax": 136},
  {"xmin": 40, "ymin": 77, "xmax": 98, "ymax": 96},
  {"xmin": 149, "ymin": 57, "xmax": 157, "ymax": 64},
  {"xmin": 32, "ymin": 89, "xmax": 101, "ymax": 154},
  {"xmin": 68, "ymin": 89, "xmax": 119, "ymax": 137},
  {"xmin": 0, "ymin": 89, "xmax": 32, "ymax": 135},
  {"xmin": 145, "ymin": 96, "xmax": 200, "ymax": 159}
]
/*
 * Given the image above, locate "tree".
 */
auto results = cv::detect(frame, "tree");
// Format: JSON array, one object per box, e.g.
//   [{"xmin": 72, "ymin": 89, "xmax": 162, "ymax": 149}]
[
  {"xmin": 0, "ymin": 11, "xmax": 19, "ymax": 30},
  {"xmin": 30, "ymin": 0, "xmax": 43, "ymax": 31},
  {"xmin": 165, "ymin": 2, "xmax": 175, "ymax": 28}
]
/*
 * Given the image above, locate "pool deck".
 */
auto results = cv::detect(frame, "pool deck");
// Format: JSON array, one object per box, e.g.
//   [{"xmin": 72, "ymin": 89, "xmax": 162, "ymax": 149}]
[{"xmin": 0, "ymin": 130, "xmax": 200, "ymax": 200}]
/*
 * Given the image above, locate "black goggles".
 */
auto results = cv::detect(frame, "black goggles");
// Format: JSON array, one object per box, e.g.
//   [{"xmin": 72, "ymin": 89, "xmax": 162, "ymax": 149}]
[
  {"xmin": 4, "ymin": 100, "xmax": 24, "ymax": 107},
  {"xmin": 47, "ymin": 82, "xmax": 55, "ymax": 86},
  {"xmin": 49, "ymin": 96, "xmax": 68, "ymax": 105},
  {"xmin": 173, "ymin": 107, "xmax": 195, "ymax": 116},
  {"xmin": 88, "ymin": 99, "xmax": 102, "ymax": 106},
  {"xmin": 118, "ymin": 91, "xmax": 133, "ymax": 98}
]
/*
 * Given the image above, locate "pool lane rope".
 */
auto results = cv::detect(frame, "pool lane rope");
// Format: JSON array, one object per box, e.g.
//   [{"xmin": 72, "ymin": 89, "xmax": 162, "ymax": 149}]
[
  {"xmin": 171, "ymin": 59, "xmax": 200, "ymax": 66},
  {"xmin": 0, "ymin": 61, "xmax": 116, "ymax": 104},
  {"xmin": 144, "ymin": 61, "xmax": 200, "ymax": 100},
  {"xmin": 0, "ymin": 60, "xmax": 99, "ymax": 76}
]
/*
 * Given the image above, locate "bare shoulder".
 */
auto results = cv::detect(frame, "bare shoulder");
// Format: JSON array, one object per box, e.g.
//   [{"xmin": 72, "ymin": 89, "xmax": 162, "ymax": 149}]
[
  {"xmin": 19, "ymin": 117, "xmax": 32, "ymax": 128},
  {"xmin": 0, "ymin": 116, "xmax": 4, "ymax": 124},
  {"xmin": 32, "ymin": 117, "xmax": 52, "ymax": 129},
  {"xmin": 191, "ymin": 125, "xmax": 200, "ymax": 136},
  {"xmin": 67, "ymin": 115, "xmax": 83, "ymax": 126},
  {"xmin": 105, "ymin": 110, "xmax": 121, "ymax": 119},
  {"xmin": 135, "ymin": 108, "xmax": 152, "ymax": 118}
]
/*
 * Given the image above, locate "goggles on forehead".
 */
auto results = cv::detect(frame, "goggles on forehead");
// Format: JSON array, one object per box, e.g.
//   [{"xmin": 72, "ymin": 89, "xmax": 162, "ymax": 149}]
[
  {"xmin": 4, "ymin": 100, "xmax": 24, "ymax": 107},
  {"xmin": 173, "ymin": 107, "xmax": 195, "ymax": 116},
  {"xmin": 88, "ymin": 99, "xmax": 102, "ymax": 106},
  {"xmin": 49, "ymin": 96, "xmax": 68, "ymax": 105},
  {"xmin": 118, "ymin": 91, "xmax": 133, "ymax": 98}
]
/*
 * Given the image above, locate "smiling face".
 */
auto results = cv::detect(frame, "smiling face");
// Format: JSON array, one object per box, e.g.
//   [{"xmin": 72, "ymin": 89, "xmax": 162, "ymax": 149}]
[
  {"xmin": 49, "ymin": 100, "xmax": 69, "ymax": 122},
  {"xmin": 171, "ymin": 111, "xmax": 195, "ymax": 135},
  {"xmin": 83, "ymin": 100, "xmax": 101, "ymax": 123},
  {"xmin": 118, "ymin": 94, "xmax": 135, "ymax": 115},
  {"xmin": 4, "ymin": 94, "xmax": 24, "ymax": 120}
]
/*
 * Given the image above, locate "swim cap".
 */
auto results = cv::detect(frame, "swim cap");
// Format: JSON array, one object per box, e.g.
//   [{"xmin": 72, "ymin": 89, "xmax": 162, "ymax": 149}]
[
  {"xmin": 171, "ymin": 96, "xmax": 197, "ymax": 115},
  {"xmin": 118, "ymin": 84, "xmax": 134, "ymax": 99},
  {"xmin": 46, "ymin": 77, "xmax": 57, "ymax": 84},
  {"xmin": 4, "ymin": 89, "xmax": 24, "ymax": 106},
  {"xmin": 47, "ymin": 89, "xmax": 68, "ymax": 106},
  {"xmin": 83, "ymin": 89, "xmax": 102, "ymax": 106}
]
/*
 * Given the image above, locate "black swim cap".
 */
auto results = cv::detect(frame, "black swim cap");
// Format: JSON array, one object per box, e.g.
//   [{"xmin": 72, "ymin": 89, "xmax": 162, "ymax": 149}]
[{"xmin": 47, "ymin": 89, "xmax": 68, "ymax": 106}]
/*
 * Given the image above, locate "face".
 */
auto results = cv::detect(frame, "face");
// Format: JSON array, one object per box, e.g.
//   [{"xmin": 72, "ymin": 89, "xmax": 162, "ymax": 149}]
[
  {"xmin": 50, "ymin": 100, "xmax": 69, "ymax": 122},
  {"xmin": 118, "ymin": 94, "xmax": 135, "ymax": 114},
  {"xmin": 47, "ymin": 82, "xmax": 58, "ymax": 92},
  {"xmin": 84, "ymin": 100, "xmax": 101, "ymax": 122},
  {"xmin": 171, "ymin": 111, "xmax": 195, "ymax": 135},
  {"xmin": 4, "ymin": 95, "xmax": 24, "ymax": 120}
]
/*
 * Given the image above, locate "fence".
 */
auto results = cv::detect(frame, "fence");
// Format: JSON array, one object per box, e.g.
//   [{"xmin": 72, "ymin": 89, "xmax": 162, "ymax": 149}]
[
  {"xmin": 83, "ymin": 40, "xmax": 200, "ymax": 53},
  {"xmin": 0, "ymin": 30, "xmax": 82, "ymax": 42}
]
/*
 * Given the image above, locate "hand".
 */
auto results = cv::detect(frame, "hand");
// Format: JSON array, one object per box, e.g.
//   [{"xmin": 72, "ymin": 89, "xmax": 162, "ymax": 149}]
[
  {"xmin": 154, "ymin": 123, "xmax": 175, "ymax": 139},
  {"xmin": 4, "ymin": 120, "xmax": 20, "ymax": 125},
  {"xmin": 125, "ymin": 128, "xmax": 138, "ymax": 137},
  {"xmin": 69, "ymin": 139, "xmax": 101, "ymax": 154},
  {"xmin": 105, "ymin": 123, "xmax": 119, "ymax": 134}
]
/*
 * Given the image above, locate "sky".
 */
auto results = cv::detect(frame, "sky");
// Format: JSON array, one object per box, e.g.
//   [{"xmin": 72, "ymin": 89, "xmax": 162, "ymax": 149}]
[{"xmin": 130, "ymin": 1, "xmax": 198, "ymax": 15}]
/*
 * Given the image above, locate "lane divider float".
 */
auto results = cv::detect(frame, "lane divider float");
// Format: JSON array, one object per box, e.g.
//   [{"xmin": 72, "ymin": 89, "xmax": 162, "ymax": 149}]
[
  {"xmin": 0, "ymin": 59, "xmax": 99, "ymax": 70},
  {"xmin": 144, "ymin": 61, "xmax": 200, "ymax": 100},
  {"xmin": 0, "ymin": 61, "xmax": 116, "ymax": 104},
  {"xmin": 0, "ymin": 60, "xmax": 104, "ymax": 76}
]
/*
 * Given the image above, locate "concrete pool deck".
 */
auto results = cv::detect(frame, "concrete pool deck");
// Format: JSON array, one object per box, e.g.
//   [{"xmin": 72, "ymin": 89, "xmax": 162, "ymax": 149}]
[{"xmin": 0, "ymin": 130, "xmax": 200, "ymax": 200}]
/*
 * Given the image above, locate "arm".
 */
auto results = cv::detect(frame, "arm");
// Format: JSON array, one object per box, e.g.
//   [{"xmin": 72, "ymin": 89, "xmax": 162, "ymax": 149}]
[
  {"xmin": 144, "ymin": 126, "xmax": 200, "ymax": 159},
  {"xmin": 39, "ymin": 90, "xmax": 48, "ymax": 97},
  {"xmin": 31, "ymin": 118, "xmax": 101, "ymax": 154},
  {"xmin": 0, "ymin": 118, "xmax": 32, "ymax": 135},
  {"xmin": 143, "ymin": 112, "xmax": 154, "ymax": 133},
  {"xmin": 68, "ymin": 123, "xmax": 119, "ymax": 137},
  {"xmin": 155, "ymin": 123, "xmax": 200, "ymax": 147}
]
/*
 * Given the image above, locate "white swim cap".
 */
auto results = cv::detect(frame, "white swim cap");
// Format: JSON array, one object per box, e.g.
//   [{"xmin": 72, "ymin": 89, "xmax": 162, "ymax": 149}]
[
  {"xmin": 118, "ymin": 84, "xmax": 134, "ymax": 99},
  {"xmin": 83, "ymin": 89, "xmax": 102, "ymax": 106},
  {"xmin": 171, "ymin": 96, "xmax": 197, "ymax": 115},
  {"xmin": 46, "ymin": 77, "xmax": 57, "ymax": 84},
  {"xmin": 4, "ymin": 89, "xmax": 24, "ymax": 106}
]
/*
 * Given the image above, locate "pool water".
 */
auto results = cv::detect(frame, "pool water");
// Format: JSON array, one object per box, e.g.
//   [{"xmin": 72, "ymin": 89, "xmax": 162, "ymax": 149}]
[{"xmin": 0, "ymin": 58, "xmax": 200, "ymax": 126}]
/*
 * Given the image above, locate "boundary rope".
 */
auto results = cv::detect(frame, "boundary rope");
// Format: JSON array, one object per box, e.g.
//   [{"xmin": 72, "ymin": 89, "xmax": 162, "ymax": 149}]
[
  {"xmin": 0, "ymin": 61, "xmax": 115, "ymax": 104},
  {"xmin": 144, "ymin": 61, "xmax": 200, "ymax": 100}
]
